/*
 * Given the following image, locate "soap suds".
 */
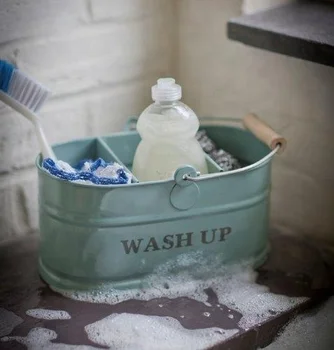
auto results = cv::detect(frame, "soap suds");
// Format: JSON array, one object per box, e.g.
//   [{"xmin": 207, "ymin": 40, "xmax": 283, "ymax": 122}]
[
  {"xmin": 263, "ymin": 297, "xmax": 334, "ymax": 350},
  {"xmin": 1, "ymin": 328, "xmax": 98, "ymax": 349},
  {"xmin": 26, "ymin": 309, "xmax": 71, "ymax": 320},
  {"xmin": 1, "ymin": 314, "xmax": 238, "ymax": 350},
  {"xmin": 208, "ymin": 264, "xmax": 306, "ymax": 329},
  {"xmin": 0, "ymin": 308, "xmax": 23, "ymax": 337},
  {"xmin": 53, "ymin": 251, "xmax": 307, "ymax": 330},
  {"xmin": 85, "ymin": 313, "xmax": 239, "ymax": 350}
]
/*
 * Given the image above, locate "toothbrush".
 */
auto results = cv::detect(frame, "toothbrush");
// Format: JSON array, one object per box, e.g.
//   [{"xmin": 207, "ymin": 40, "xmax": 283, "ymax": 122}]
[{"xmin": 0, "ymin": 60, "xmax": 56, "ymax": 160}]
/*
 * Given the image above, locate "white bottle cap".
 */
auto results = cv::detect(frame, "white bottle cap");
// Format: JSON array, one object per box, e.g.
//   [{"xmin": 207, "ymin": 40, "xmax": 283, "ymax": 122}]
[{"xmin": 151, "ymin": 78, "xmax": 182, "ymax": 102}]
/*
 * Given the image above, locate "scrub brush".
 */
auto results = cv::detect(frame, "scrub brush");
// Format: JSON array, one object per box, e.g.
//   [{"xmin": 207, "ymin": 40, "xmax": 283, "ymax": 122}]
[{"xmin": 0, "ymin": 59, "xmax": 56, "ymax": 160}]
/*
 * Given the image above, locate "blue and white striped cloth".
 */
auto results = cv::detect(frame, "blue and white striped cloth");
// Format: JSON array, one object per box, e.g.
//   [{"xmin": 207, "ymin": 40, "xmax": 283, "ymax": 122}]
[{"xmin": 42, "ymin": 158, "xmax": 132, "ymax": 185}]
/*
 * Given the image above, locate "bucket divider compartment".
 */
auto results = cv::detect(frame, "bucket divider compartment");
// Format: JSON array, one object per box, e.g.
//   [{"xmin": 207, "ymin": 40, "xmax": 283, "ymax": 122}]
[
  {"xmin": 97, "ymin": 137, "xmax": 139, "ymax": 183},
  {"xmin": 204, "ymin": 153, "xmax": 223, "ymax": 174},
  {"xmin": 49, "ymin": 138, "xmax": 138, "ymax": 182},
  {"xmin": 101, "ymin": 132, "xmax": 224, "ymax": 181},
  {"xmin": 51, "ymin": 138, "xmax": 118, "ymax": 167}
]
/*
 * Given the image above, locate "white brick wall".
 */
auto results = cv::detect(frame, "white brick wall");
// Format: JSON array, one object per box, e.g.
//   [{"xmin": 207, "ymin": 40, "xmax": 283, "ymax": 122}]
[
  {"xmin": 178, "ymin": 0, "xmax": 334, "ymax": 244},
  {"xmin": 0, "ymin": 168, "xmax": 38, "ymax": 239},
  {"xmin": 0, "ymin": 0, "xmax": 175, "ymax": 241},
  {"xmin": 0, "ymin": 0, "xmax": 89, "ymax": 44},
  {"xmin": 89, "ymin": 0, "xmax": 167, "ymax": 21}
]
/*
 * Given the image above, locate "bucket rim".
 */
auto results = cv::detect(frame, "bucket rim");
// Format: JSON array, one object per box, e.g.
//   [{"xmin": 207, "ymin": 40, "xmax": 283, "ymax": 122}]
[
  {"xmin": 183, "ymin": 145, "xmax": 279, "ymax": 183},
  {"xmin": 35, "ymin": 120, "xmax": 278, "ymax": 188}
]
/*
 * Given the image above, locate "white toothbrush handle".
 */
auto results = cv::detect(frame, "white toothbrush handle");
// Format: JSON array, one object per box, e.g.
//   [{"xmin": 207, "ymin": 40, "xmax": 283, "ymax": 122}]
[
  {"xmin": 0, "ymin": 91, "xmax": 56, "ymax": 160},
  {"xmin": 32, "ymin": 119, "xmax": 57, "ymax": 160}
]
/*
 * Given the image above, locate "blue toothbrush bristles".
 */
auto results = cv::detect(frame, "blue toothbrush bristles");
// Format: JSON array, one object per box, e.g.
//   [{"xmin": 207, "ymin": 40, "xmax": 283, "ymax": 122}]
[
  {"xmin": 0, "ymin": 59, "xmax": 50, "ymax": 112},
  {"xmin": 0, "ymin": 60, "xmax": 15, "ymax": 92}
]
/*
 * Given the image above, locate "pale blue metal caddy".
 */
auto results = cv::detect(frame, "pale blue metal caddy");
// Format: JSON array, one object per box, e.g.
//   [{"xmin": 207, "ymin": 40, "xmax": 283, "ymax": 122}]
[{"xmin": 36, "ymin": 116, "xmax": 285, "ymax": 291}]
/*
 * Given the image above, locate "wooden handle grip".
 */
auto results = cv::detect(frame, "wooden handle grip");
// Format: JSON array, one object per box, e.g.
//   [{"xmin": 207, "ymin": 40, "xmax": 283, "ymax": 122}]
[{"xmin": 242, "ymin": 113, "xmax": 287, "ymax": 154}]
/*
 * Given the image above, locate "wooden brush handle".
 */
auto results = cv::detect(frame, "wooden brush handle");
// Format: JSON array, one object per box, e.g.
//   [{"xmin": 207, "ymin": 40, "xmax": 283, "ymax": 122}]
[{"xmin": 242, "ymin": 113, "xmax": 287, "ymax": 154}]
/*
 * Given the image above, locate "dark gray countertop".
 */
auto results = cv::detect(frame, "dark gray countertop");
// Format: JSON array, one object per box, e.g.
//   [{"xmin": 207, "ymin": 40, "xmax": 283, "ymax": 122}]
[{"xmin": 0, "ymin": 229, "xmax": 333, "ymax": 349}]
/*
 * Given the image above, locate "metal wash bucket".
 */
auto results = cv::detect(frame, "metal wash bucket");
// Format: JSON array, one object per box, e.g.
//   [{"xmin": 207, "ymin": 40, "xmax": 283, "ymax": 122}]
[{"xmin": 36, "ymin": 114, "xmax": 286, "ymax": 291}]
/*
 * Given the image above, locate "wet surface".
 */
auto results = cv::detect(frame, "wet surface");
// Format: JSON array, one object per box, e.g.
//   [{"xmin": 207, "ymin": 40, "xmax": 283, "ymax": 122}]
[{"xmin": 0, "ymin": 229, "xmax": 333, "ymax": 350}]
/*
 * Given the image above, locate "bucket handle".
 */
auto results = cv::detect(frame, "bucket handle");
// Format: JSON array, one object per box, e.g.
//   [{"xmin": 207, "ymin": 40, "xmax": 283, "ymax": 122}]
[
  {"xmin": 198, "ymin": 114, "xmax": 287, "ymax": 155},
  {"xmin": 183, "ymin": 113, "xmax": 286, "ymax": 182},
  {"xmin": 242, "ymin": 113, "xmax": 287, "ymax": 155}
]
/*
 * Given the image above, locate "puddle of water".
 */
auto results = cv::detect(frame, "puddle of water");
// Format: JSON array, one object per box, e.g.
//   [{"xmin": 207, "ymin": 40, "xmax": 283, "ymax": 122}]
[{"xmin": 0, "ymin": 308, "xmax": 23, "ymax": 337}]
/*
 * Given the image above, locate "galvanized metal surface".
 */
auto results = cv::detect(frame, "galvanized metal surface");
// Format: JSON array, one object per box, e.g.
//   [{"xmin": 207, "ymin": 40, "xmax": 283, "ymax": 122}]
[{"xmin": 36, "ymin": 120, "xmax": 276, "ymax": 290}]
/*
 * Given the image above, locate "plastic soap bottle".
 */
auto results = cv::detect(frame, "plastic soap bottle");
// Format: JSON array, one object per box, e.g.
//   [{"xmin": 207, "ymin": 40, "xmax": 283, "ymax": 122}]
[{"xmin": 132, "ymin": 78, "xmax": 208, "ymax": 182}]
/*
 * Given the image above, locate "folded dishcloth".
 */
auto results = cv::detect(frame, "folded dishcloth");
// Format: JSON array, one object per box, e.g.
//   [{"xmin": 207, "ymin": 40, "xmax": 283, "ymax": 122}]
[{"xmin": 42, "ymin": 158, "xmax": 132, "ymax": 185}]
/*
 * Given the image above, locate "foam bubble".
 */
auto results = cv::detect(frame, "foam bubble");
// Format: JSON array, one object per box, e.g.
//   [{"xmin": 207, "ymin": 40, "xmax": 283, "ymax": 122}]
[
  {"xmin": 53, "ymin": 251, "xmax": 307, "ymax": 330},
  {"xmin": 264, "ymin": 297, "xmax": 334, "ymax": 350},
  {"xmin": 208, "ymin": 264, "xmax": 306, "ymax": 329},
  {"xmin": 26, "ymin": 309, "xmax": 71, "ymax": 320},
  {"xmin": 85, "ymin": 313, "xmax": 239, "ymax": 350},
  {"xmin": 0, "ymin": 308, "xmax": 23, "ymax": 337},
  {"xmin": 1, "ymin": 327, "xmax": 98, "ymax": 349}
]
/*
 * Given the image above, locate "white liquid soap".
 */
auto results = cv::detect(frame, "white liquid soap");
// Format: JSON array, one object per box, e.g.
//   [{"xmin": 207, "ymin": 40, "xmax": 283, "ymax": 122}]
[{"xmin": 132, "ymin": 78, "xmax": 208, "ymax": 182}]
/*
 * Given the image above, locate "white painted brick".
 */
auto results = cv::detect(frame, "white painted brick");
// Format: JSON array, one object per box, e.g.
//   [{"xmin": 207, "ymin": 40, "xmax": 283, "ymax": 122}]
[
  {"xmin": 0, "ymin": 169, "xmax": 38, "ymax": 241},
  {"xmin": 2, "ymin": 26, "xmax": 145, "ymax": 96},
  {"xmin": 19, "ymin": 171, "xmax": 39, "ymax": 234},
  {"xmin": 0, "ymin": 107, "xmax": 38, "ymax": 174},
  {"xmin": 41, "ymin": 99, "xmax": 91, "ymax": 144},
  {"xmin": 87, "ymin": 77, "xmax": 164, "ymax": 135},
  {"xmin": 89, "ymin": 0, "xmax": 168, "ymax": 21},
  {"xmin": 1, "ymin": 15, "xmax": 174, "ymax": 97},
  {"xmin": 0, "ymin": 99, "xmax": 90, "ymax": 173},
  {"xmin": 0, "ymin": 0, "xmax": 88, "ymax": 44}
]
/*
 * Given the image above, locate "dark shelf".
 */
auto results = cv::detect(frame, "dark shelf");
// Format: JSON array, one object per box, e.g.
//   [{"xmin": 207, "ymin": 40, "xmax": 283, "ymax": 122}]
[{"xmin": 227, "ymin": 1, "xmax": 334, "ymax": 67}]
